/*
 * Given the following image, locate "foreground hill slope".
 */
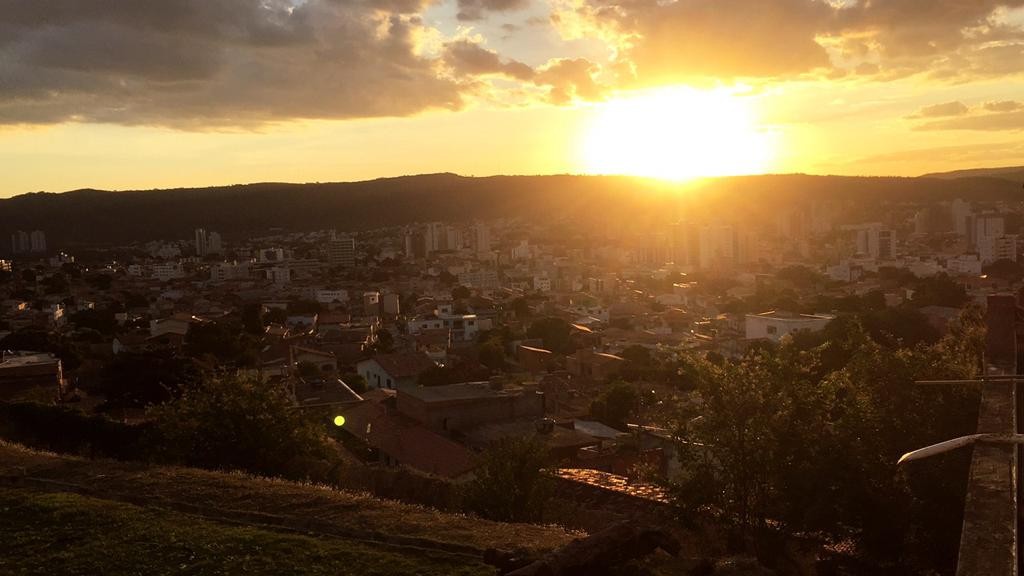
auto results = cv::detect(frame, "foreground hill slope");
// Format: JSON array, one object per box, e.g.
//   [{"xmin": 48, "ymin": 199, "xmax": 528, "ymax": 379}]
[
  {"xmin": 0, "ymin": 441, "xmax": 577, "ymax": 574},
  {"xmin": 1, "ymin": 488, "xmax": 488, "ymax": 576}
]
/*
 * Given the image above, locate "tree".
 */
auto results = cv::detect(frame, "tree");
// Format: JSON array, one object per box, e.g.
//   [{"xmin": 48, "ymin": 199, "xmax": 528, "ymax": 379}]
[
  {"xmin": 84, "ymin": 273, "xmax": 113, "ymax": 291},
  {"xmin": 509, "ymin": 297, "xmax": 531, "ymax": 319},
  {"xmin": 287, "ymin": 300, "xmax": 321, "ymax": 314},
  {"xmin": 97, "ymin": 351, "xmax": 204, "ymax": 409},
  {"xmin": 68, "ymin": 308, "xmax": 118, "ymax": 335},
  {"xmin": 342, "ymin": 373, "xmax": 367, "ymax": 394},
  {"xmin": 451, "ymin": 285, "xmax": 471, "ymax": 300},
  {"xmin": 670, "ymin": 308, "xmax": 985, "ymax": 572},
  {"xmin": 983, "ymin": 258, "xmax": 1024, "ymax": 283},
  {"xmin": 241, "ymin": 303, "xmax": 264, "ymax": 335},
  {"xmin": 42, "ymin": 273, "xmax": 68, "ymax": 295},
  {"xmin": 185, "ymin": 320, "xmax": 257, "ymax": 366},
  {"xmin": 296, "ymin": 361, "xmax": 321, "ymax": 380},
  {"xmin": 264, "ymin": 307, "xmax": 288, "ymax": 325},
  {"xmin": 910, "ymin": 273, "xmax": 968, "ymax": 308},
  {"xmin": 478, "ymin": 339, "xmax": 506, "ymax": 371},
  {"xmin": 145, "ymin": 376, "xmax": 333, "ymax": 479},
  {"xmin": 590, "ymin": 381, "xmax": 640, "ymax": 429},
  {"xmin": 527, "ymin": 317, "xmax": 573, "ymax": 354},
  {"xmin": 374, "ymin": 328, "xmax": 395, "ymax": 353},
  {"xmin": 462, "ymin": 436, "xmax": 552, "ymax": 522}
]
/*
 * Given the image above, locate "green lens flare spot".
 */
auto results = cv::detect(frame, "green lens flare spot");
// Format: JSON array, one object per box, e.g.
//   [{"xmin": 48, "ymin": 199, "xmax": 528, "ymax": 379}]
[{"xmin": 333, "ymin": 415, "xmax": 346, "ymax": 427}]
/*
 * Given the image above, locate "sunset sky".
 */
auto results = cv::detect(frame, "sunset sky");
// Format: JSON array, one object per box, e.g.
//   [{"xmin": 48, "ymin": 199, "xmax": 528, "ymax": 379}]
[{"xmin": 2, "ymin": 0, "xmax": 1024, "ymax": 196}]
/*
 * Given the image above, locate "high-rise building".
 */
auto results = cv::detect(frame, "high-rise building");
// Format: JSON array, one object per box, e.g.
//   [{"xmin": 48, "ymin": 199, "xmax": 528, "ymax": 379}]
[
  {"xmin": 951, "ymin": 199, "xmax": 973, "ymax": 237},
  {"xmin": 973, "ymin": 213, "xmax": 1005, "ymax": 250},
  {"xmin": 979, "ymin": 234, "xmax": 1018, "ymax": 264},
  {"xmin": 873, "ymin": 228, "xmax": 894, "ymax": 260},
  {"xmin": 207, "ymin": 231, "xmax": 223, "ymax": 255},
  {"xmin": 670, "ymin": 223, "xmax": 699, "ymax": 267},
  {"xmin": 29, "ymin": 230, "xmax": 46, "ymax": 253},
  {"xmin": 474, "ymin": 223, "xmax": 491, "ymax": 254},
  {"xmin": 404, "ymin": 230, "xmax": 416, "ymax": 259},
  {"xmin": 11, "ymin": 231, "xmax": 29, "ymax": 254},
  {"xmin": 11, "ymin": 230, "xmax": 45, "ymax": 254},
  {"xmin": 698, "ymin": 225, "xmax": 739, "ymax": 269},
  {"xmin": 194, "ymin": 228, "xmax": 223, "ymax": 257},
  {"xmin": 852, "ymin": 224, "xmax": 894, "ymax": 260},
  {"xmin": 326, "ymin": 236, "xmax": 356, "ymax": 267},
  {"xmin": 445, "ymin": 226, "xmax": 462, "ymax": 251}
]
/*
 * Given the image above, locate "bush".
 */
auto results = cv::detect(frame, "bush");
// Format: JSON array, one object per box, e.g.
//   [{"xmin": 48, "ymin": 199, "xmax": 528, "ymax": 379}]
[
  {"xmin": 462, "ymin": 436, "xmax": 552, "ymax": 522},
  {"xmin": 145, "ymin": 376, "xmax": 334, "ymax": 479},
  {"xmin": 0, "ymin": 401, "xmax": 149, "ymax": 460}
]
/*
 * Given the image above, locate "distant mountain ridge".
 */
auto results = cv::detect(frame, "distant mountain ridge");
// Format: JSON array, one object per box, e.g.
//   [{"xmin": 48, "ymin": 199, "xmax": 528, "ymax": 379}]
[
  {"xmin": 922, "ymin": 166, "xmax": 1024, "ymax": 183},
  {"xmin": 2, "ymin": 172, "xmax": 1022, "ymax": 253}
]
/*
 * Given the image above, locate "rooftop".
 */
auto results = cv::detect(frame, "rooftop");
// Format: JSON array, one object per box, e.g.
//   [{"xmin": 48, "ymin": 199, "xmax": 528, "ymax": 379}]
[
  {"xmin": 400, "ymin": 381, "xmax": 525, "ymax": 403},
  {"xmin": 748, "ymin": 310, "xmax": 835, "ymax": 321},
  {"xmin": 0, "ymin": 352, "xmax": 60, "ymax": 369},
  {"xmin": 359, "ymin": 352, "xmax": 436, "ymax": 379}
]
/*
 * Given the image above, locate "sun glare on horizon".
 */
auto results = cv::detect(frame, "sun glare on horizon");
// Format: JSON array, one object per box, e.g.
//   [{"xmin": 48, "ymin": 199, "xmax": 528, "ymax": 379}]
[{"xmin": 581, "ymin": 86, "xmax": 777, "ymax": 181}]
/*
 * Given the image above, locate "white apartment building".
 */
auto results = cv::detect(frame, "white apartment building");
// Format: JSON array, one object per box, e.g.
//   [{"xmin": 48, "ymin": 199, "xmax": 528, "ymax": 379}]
[
  {"xmin": 946, "ymin": 254, "xmax": 983, "ymax": 275},
  {"xmin": 315, "ymin": 289, "xmax": 349, "ymax": 304},
  {"xmin": 152, "ymin": 262, "xmax": 185, "ymax": 281},
  {"xmin": 979, "ymin": 234, "xmax": 1018, "ymax": 264},
  {"xmin": 458, "ymin": 268, "xmax": 500, "ymax": 289},
  {"xmin": 745, "ymin": 311, "xmax": 835, "ymax": 343}
]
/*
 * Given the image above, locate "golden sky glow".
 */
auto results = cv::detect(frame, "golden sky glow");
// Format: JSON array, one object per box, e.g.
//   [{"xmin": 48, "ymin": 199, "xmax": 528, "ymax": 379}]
[
  {"xmin": 1, "ymin": 1, "xmax": 1024, "ymax": 196},
  {"xmin": 581, "ymin": 87, "xmax": 775, "ymax": 180}
]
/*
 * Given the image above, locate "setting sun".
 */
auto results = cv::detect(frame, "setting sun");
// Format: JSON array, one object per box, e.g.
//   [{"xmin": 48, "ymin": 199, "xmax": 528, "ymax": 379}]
[{"xmin": 581, "ymin": 87, "xmax": 776, "ymax": 181}]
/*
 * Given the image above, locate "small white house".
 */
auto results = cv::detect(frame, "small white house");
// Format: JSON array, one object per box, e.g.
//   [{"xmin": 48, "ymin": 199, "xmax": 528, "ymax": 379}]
[{"xmin": 745, "ymin": 311, "xmax": 834, "ymax": 343}]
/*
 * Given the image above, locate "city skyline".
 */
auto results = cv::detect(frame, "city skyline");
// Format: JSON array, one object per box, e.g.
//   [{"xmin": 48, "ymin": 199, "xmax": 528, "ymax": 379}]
[{"xmin": 2, "ymin": 1, "xmax": 1024, "ymax": 196}]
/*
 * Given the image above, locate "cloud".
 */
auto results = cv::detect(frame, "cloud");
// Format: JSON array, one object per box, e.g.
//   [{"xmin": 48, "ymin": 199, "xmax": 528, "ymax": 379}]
[
  {"xmin": 0, "ymin": 0, "xmax": 463, "ymax": 127},
  {"xmin": 555, "ymin": 0, "xmax": 1024, "ymax": 83},
  {"xmin": 456, "ymin": 0, "xmax": 530, "ymax": 21},
  {"xmin": 985, "ymin": 100, "xmax": 1024, "ymax": 112},
  {"xmin": 908, "ymin": 101, "xmax": 969, "ymax": 118},
  {"xmin": 442, "ymin": 42, "xmax": 607, "ymax": 104},
  {"xmin": 444, "ymin": 40, "xmax": 534, "ymax": 80},
  {"xmin": 534, "ymin": 58, "xmax": 605, "ymax": 103},
  {"xmin": 916, "ymin": 109, "xmax": 1024, "ymax": 131}
]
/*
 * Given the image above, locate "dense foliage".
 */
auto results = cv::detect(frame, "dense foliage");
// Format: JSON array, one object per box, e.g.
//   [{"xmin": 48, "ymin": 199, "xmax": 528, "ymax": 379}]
[
  {"xmin": 145, "ymin": 376, "xmax": 334, "ymax": 479},
  {"xmin": 671, "ymin": 307, "xmax": 984, "ymax": 573},
  {"xmin": 462, "ymin": 436, "xmax": 552, "ymax": 523}
]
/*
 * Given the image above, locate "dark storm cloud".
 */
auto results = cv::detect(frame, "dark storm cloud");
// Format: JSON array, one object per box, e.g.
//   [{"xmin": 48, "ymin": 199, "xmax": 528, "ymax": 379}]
[
  {"xmin": 456, "ymin": 0, "xmax": 530, "ymax": 21},
  {"xmin": 0, "ymin": 0, "xmax": 463, "ymax": 127},
  {"xmin": 442, "ymin": 42, "xmax": 606, "ymax": 103},
  {"xmin": 569, "ymin": 0, "xmax": 1024, "ymax": 82},
  {"xmin": 444, "ymin": 40, "xmax": 534, "ymax": 80}
]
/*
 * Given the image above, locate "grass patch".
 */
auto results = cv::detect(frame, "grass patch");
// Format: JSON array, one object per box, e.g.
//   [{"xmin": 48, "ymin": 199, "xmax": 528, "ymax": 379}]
[
  {"xmin": 0, "ymin": 487, "xmax": 491, "ymax": 576},
  {"xmin": 0, "ymin": 441, "xmax": 577, "ymax": 554}
]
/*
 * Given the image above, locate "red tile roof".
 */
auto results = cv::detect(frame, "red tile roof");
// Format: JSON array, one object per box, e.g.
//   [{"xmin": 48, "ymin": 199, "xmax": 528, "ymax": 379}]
[
  {"xmin": 362, "ymin": 352, "xmax": 436, "ymax": 379},
  {"xmin": 341, "ymin": 399, "xmax": 477, "ymax": 478}
]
